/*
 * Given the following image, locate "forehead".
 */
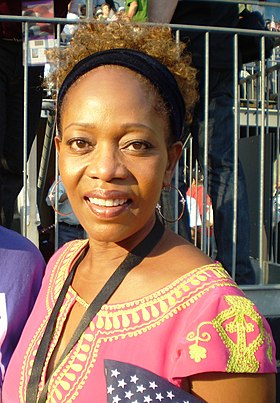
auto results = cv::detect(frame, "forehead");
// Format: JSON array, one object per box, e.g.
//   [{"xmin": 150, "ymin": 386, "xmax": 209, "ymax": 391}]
[
  {"xmin": 80, "ymin": 65, "xmax": 150, "ymax": 86},
  {"xmin": 62, "ymin": 66, "xmax": 157, "ymax": 109},
  {"xmin": 62, "ymin": 67, "xmax": 162, "ymax": 125}
]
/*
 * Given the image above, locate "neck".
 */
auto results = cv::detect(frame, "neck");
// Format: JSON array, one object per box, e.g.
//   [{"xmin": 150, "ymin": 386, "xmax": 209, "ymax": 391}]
[{"xmin": 83, "ymin": 215, "xmax": 158, "ymax": 274}]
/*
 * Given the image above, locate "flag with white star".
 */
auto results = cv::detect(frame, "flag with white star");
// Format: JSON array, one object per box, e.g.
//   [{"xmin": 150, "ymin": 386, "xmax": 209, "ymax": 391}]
[{"xmin": 104, "ymin": 359, "xmax": 202, "ymax": 403}]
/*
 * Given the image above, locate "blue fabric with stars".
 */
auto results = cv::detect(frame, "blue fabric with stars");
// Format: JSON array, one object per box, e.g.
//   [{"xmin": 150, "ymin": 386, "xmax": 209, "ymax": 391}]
[{"xmin": 104, "ymin": 360, "xmax": 202, "ymax": 403}]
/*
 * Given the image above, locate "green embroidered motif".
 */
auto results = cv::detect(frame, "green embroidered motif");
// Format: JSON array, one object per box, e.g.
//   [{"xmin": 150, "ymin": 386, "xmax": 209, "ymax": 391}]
[
  {"xmin": 186, "ymin": 295, "xmax": 272, "ymax": 372},
  {"xmin": 212, "ymin": 295, "xmax": 266, "ymax": 372}
]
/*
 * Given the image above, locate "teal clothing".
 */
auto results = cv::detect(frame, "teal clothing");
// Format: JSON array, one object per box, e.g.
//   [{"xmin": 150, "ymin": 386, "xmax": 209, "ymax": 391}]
[{"xmin": 126, "ymin": 0, "xmax": 148, "ymax": 22}]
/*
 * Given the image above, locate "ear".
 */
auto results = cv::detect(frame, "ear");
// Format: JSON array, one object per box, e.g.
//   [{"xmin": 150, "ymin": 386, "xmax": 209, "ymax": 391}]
[
  {"xmin": 163, "ymin": 141, "xmax": 182, "ymax": 186},
  {"xmin": 54, "ymin": 136, "xmax": 62, "ymax": 154}
]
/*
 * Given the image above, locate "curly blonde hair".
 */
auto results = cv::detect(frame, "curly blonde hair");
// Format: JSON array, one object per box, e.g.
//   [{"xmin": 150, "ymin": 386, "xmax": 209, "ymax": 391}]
[{"xmin": 47, "ymin": 21, "xmax": 198, "ymax": 129}]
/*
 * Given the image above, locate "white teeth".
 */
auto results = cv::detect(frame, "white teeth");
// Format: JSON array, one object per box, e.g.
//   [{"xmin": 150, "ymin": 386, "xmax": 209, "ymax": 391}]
[
  {"xmin": 88, "ymin": 197, "xmax": 127, "ymax": 207},
  {"xmin": 113, "ymin": 199, "xmax": 127, "ymax": 206}
]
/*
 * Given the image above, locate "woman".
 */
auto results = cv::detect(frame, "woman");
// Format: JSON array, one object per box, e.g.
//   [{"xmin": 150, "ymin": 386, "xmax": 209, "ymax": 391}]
[{"xmin": 2, "ymin": 22, "xmax": 276, "ymax": 402}]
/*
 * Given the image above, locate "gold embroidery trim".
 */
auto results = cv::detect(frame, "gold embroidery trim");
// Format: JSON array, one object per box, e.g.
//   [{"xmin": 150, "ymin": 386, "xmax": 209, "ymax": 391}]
[
  {"xmin": 46, "ymin": 240, "xmax": 88, "ymax": 313},
  {"xmin": 76, "ymin": 295, "xmax": 89, "ymax": 310}
]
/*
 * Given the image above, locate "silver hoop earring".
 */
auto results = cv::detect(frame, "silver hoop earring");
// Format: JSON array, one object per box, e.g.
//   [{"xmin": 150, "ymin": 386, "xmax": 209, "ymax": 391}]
[
  {"xmin": 48, "ymin": 179, "xmax": 73, "ymax": 217},
  {"xmin": 156, "ymin": 184, "xmax": 186, "ymax": 223}
]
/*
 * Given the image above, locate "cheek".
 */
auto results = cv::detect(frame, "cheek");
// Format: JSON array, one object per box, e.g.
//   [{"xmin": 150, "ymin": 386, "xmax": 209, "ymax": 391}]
[
  {"xmin": 136, "ymin": 158, "xmax": 166, "ymax": 196},
  {"xmin": 58, "ymin": 152, "xmax": 85, "ymax": 188}
]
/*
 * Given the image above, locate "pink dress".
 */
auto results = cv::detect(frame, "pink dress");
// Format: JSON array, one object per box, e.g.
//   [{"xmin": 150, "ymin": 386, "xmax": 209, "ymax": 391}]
[{"xmin": 2, "ymin": 240, "xmax": 276, "ymax": 402}]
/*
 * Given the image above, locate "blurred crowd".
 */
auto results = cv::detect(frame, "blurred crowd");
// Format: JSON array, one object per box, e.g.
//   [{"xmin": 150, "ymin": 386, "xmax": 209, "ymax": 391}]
[{"xmin": 61, "ymin": 0, "xmax": 145, "ymax": 42}]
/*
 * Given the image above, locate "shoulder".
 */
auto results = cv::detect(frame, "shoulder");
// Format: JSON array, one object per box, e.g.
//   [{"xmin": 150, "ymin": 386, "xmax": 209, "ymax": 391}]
[
  {"xmin": 170, "ymin": 269, "xmax": 277, "ymax": 378},
  {"xmin": 27, "ymin": 239, "xmax": 88, "ymax": 312},
  {"xmin": 0, "ymin": 226, "xmax": 45, "ymax": 271},
  {"xmin": 0, "ymin": 226, "xmax": 39, "ymax": 252},
  {"xmin": 50, "ymin": 238, "xmax": 88, "ymax": 259},
  {"xmin": 155, "ymin": 233, "xmax": 276, "ymax": 375},
  {"xmin": 158, "ymin": 228, "xmax": 213, "ymax": 278},
  {"xmin": 44, "ymin": 239, "xmax": 88, "ymax": 281}
]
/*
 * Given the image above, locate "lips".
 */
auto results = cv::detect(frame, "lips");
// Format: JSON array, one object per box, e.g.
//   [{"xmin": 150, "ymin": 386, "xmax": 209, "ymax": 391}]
[{"xmin": 84, "ymin": 192, "xmax": 132, "ymax": 218}]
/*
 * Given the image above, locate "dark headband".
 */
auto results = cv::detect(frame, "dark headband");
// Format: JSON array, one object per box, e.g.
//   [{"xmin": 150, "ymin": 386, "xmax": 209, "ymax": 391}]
[{"xmin": 57, "ymin": 48, "xmax": 186, "ymax": 140}]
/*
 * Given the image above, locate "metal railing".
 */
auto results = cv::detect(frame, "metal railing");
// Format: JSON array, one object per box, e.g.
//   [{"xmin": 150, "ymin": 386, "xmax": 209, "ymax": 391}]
[
  {"xmin": 167, "ymin": 3, "xmax": 280, "ymax": 289},
  {"xmin": 0, "ymin": 1, "xmax": 280, "ymax": 291}
]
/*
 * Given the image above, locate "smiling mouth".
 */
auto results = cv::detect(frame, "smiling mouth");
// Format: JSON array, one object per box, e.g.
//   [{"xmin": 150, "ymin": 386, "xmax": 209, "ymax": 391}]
[{"xmin": 87, "ymin": 197, "xmax": 130, "ymax": 207}]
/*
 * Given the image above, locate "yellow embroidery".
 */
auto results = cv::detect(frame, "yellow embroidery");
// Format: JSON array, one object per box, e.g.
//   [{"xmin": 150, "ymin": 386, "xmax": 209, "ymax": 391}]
[
  {"xmin": 265, "ymin": 331, "xmax": 273, "ymax": 363},
  {"xmin": 46, "ymin": 240, "xmax": 88, "ymax": 312},
  {"xmin": 76, "ymin": 295, "xmax": 89, "ymax": 310},
  {"xmin": 151, "ymin": 304, "xmax": 160, "ymax": 318},
  {"xmin": 185, "ymin": 295, "xmax": 273, "ymax": 372},
  {"xmin": 189, "ymin": 344, "xmax": 207, "ymax": 362},
  {"xmin": 186, "ymin": 322, "xmax": 212, "ymax": 362},
  {"xmin": 212, "ymin": 295, "xmax": 265, "ymax": 372},
  {"xmin": 96, "ymin": 315, "xmax": 104, "ymax": 329},
  {"xmin": 131, "ymin": 311, "xmax": 140, "ymax": 324}
]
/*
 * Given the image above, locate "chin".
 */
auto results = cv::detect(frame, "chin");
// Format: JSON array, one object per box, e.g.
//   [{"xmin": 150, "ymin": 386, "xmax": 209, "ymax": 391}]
[
  {"xmin": 85, "ymin": 221, "xmax": 129, "ymax": 242},
  {"xmin": 85, "ymin": 216, "xmax": 155, "ymax": 244}
]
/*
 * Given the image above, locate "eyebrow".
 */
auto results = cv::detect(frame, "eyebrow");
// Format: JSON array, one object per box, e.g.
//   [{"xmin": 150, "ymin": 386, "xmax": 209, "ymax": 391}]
[
  {"xmin": 64, "ymin": 122, "xmax": 96, "ymax": 131},
  {"xmin": 63, "ymin": 122, "xmax": 156, "ymax": 133}
]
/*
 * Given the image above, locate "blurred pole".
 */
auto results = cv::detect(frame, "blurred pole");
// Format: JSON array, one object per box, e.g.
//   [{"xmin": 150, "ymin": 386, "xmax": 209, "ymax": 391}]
[
  {"xmin": 86, "ymin": 0, "xmax": 93, "ymax": 18},
  {"xmin": 259, "ymin": 36, "xmax": 266, "ymax": 284},
  {"xmin": 37, "ymin": 108, "xmax": 56, "ymax": 207},
  {"xmin": 232, "ymin": 33, "xmax": 239, "ymax": 282},
  {"xmin": 22, "ymin": 22, "xmax": 29, "ymax": 236},
  {"xmin": 202, "ymin": 31, "xmax": 209, "ymax": 253}
]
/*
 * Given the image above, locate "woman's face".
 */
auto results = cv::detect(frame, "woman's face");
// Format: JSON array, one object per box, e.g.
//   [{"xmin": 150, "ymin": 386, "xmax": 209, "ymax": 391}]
[
  {"xmin": 101, "ymin": 4, "xmax": 110, "ymax": 16},
  {"xmin": 56, "ymin": 66, "xmax": 181, "ymax": 244}
]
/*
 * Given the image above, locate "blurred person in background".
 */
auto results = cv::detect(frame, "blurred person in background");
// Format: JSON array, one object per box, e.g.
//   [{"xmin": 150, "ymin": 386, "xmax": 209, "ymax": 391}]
[
  {"xmin": 0, "ymin": 1, "xmax": 70, "ymax": 229},
  {"xmin": 125, "ymin": 0, "xmax": 148, "ymax": 22},
  {"xmin": 0, "ymin": 225, "xmax": 45, "ymax": 396}
]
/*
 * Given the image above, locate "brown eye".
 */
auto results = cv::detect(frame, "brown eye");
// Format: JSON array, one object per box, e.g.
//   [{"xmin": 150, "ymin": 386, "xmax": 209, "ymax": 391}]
[
  {"xmin": 67, "ymin": 138, "xmax": 93, "ymax": 152},
  {"xmin": 132, "ymin": 143, "xmax": 143, "ymax": 150},
  {"xmin": 73, "ymin": 140, "xmax": 87, "ymax": 149},
  {"xmin": 125, "ymin": 141, "xmax": 152, "ymax": 151}
]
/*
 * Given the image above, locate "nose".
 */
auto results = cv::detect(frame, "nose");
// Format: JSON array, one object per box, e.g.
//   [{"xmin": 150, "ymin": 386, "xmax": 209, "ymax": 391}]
[{"xmin": 86, "ymin": 143, "xmax": 129, "ymax": 182}]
